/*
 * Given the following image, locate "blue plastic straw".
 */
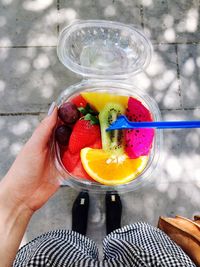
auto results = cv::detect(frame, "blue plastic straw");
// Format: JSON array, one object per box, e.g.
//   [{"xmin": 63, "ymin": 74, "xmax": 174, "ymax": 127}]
[{"xmin": 106, "ymin": 115, "xmax": 200, "ymax": 131}]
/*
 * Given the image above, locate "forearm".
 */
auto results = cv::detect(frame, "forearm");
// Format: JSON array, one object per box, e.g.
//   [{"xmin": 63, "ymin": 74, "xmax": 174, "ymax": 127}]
[{"xmin": 0, "ymin": 180, "xmax": 33, "ymax": 267}]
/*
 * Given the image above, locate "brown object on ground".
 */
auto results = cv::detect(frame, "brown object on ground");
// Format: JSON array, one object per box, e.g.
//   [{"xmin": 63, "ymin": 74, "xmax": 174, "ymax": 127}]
[
  {"xmin": 158, "ymin": 215, "xmax": 200, "ymax": 266},
  {"xmin": 194, "ymin": 215, "xmax": 200, "ymax": 224}
]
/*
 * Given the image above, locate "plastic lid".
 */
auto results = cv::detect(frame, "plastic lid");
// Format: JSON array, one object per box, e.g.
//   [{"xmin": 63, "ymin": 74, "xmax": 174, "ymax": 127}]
[{"xmin": 57, "ymin": 20, "xmax": 152, "ymax": 79}]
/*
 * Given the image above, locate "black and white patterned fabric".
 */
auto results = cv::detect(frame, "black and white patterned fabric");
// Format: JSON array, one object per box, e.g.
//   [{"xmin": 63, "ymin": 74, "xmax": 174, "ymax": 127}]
[{"xmin": 13, "ymin": 222, "xmax": 196, "ymax": 267}]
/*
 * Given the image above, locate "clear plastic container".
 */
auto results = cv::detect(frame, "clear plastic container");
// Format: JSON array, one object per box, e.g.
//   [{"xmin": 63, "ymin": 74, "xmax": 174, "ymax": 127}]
[{"xmin": 54, "ymin": 20, "xmax": 162, "ymax": 193}]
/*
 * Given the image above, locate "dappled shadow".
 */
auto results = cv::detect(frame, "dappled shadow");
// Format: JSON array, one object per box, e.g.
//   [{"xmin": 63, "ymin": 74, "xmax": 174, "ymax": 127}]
[
  {"xmin": 0, "ymin": 0, "xmax": 200, "ymax": 247},
  {"xmin": 0, "ymin": 114, "xmax": 39, "ymax": 176},
  {"xmin": 142, "ymin": 0, "xmax": 200, "ymax": 44},
  {"xmin": 0, "ymin": 0, "xmax": 57, "ymax": 46},
  {"xmin": 122, "ymin": 181, "xmax": 200, "ymax": 226},
  {"xmin": 0, "ymin": 46, "xmax": 79, "ymax": 113}
]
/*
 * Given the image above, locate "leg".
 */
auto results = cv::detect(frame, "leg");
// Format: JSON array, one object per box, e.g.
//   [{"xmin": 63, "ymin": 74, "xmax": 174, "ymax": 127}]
[
  {"xmin": 14, "ymin": 230, "xmax": 99, "ymax": 266},
  {"xmin": 103, "ymin": 222, "xmax": 196, "ymax": 266}
]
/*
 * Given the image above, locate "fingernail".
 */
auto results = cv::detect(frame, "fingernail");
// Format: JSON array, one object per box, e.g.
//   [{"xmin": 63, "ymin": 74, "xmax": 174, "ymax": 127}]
[{"xmin": 48, "ymin": 102, "xmax": 56, "ymax": 116}]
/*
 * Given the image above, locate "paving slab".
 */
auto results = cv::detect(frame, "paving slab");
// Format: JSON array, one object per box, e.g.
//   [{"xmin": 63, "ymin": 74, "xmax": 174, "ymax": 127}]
[
  {"xmin": 178, "ymin": 44, "xmax": 200, "ymax": 109},
  {"xmin": 0, "ymin": 0, "xmax": 57, "ymax": 47},
  {"xmin": 158, "ymin": 109, "xmax": 200, "ymax": 184},
  {"xmin": 59, "ymin": 0, "xmax": 142, "ymax": 32},
  {"xmin": 0, "ymin": 114, "xmax": 39, "ymax": 177},
  {"xmin": 122, "ymin": 181, "xmax": 200, "ymax": 227},
  {"xmin": 143, "ymin": 0, "xmax": 200, "ymax": 43},
  {"xmin": 130, "ymin": 44, "xmax": 181, "ymax": 109},
  {"xmin": 0, "ymin": 47, "xmax": 79, "ymax": 113}
]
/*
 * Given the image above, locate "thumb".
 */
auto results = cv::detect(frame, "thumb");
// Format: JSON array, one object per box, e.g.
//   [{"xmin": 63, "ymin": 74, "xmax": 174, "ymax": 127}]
[{"xmin": 28, "ymin": 103, "xmax": 58, "ymax": 149}]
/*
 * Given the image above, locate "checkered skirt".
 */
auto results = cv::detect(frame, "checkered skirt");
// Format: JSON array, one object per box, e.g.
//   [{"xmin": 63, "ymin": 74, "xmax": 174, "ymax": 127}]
[{"xmin": 13, "ymin": 222, "xmax": 196, "ymax": 266}]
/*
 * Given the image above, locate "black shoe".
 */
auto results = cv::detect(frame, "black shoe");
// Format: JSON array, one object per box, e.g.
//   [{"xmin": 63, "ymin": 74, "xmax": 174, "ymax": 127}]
[
  {"xmin": 72, "ymin": 191, "xmax": 89, "ymax": 235},
  {"xmin": 105, "ymin": 192, "xmax": 122, "ymax": 235}
]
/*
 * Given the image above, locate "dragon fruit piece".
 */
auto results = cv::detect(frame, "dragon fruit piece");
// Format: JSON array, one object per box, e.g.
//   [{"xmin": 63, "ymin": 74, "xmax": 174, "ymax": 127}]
[
  {"xmin": 125, "ymin": 128, "xmax": 154, "ymax": 158},
  {"xmin": 126, "ymin": 97, "xmax": 152, "ymax": 122},
  {"xmin": 125, "ymin": 97, "xmax": 154, "ymax": 159}
]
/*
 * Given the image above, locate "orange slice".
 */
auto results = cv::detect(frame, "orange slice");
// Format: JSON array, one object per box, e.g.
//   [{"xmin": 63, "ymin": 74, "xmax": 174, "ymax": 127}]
[
  {"xmin": 81, "ymin": 92, "xmax": 128, "ymax": 111},
  {"xmin": 80, "ymin": 148, "xmax": 148, "ymax": 185}
]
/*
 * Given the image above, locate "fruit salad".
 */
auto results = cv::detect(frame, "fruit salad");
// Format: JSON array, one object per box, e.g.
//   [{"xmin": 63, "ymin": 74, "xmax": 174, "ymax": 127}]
[{"xmin": 54, "ymin": 92, "xmax": 155, "ymax": 186}]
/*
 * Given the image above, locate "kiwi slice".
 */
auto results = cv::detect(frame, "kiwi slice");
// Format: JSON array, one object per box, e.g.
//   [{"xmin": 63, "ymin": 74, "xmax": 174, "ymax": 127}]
[{"xmin": 99, "ymin": 103, "xmax": 125, "ymax": 152}]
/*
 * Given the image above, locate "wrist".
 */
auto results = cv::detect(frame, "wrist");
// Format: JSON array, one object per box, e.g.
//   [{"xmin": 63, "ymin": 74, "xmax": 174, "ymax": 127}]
[
  {"xmin": 0, "ymin": 179, "xmax": 33, "ymax": 230},
  {"xmin": 0, "ymin": 179, "xmax": 33, "ymax": 267}
]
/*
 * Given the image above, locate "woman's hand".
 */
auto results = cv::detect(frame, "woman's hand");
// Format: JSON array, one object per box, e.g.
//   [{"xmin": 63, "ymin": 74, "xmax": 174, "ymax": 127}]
[
  {"xmin": 1, "ymin": 103, "xmax": 60, "ymax": 213},
  {"xmin": 0, "ymin": 103, "xmax": 60, "ymax": 267}
]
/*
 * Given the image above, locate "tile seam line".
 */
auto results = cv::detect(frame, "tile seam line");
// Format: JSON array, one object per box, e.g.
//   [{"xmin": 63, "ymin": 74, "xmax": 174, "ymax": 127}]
[
  {"xmin": 140, "ymin": 4, "xmax": 144, "ymax": 29},
  {"xmin": 57, "ymin": 0, "xmax": 60, "ymax": 11},
  {"xmin": 57, "ymin": 0, "xmax": 60, "ymax": 36},
  {"xmin": 161, "ymin": 107, "xmax": 200, "ymax": 111},
  {"xmin": 1, "ymin": 107, "xmax": 200, "ymax": 116},
  {"xmin": 0, "ymin": 43, "xmax": 199, "ymax": 49},
  {"xmin": 0, "ymin": 112, "xmax": 42, "ymax": 116},
  {"xmin": 175, "ymin": 44, "xmax": 183, "ymax": 108},
  {"xmin": 152, "ymin": 42, "xmax": 200, "ymax": 45},
  {"xmin": 0, "ymin": 45, "xmax": 57, "ymax": 48}
]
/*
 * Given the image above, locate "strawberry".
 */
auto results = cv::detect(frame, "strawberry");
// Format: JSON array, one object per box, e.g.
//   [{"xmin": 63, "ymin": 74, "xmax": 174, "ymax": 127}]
[
  {"xmin": 61, "ymin": 133, "xmax": 101, "ymax": 181},
  {"xmin": 68, "ymin": 119, "xmax": 101, "ymax": 154},
  {"xmin": 71, "ymin": 95, "xmax": 87, "ymax": 108}
]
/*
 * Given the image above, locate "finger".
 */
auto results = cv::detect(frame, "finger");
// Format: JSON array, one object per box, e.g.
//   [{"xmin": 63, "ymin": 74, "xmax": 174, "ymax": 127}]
[{"xmin": 28, "ymin": 105, "xmax": 58, "ymax": 149}]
